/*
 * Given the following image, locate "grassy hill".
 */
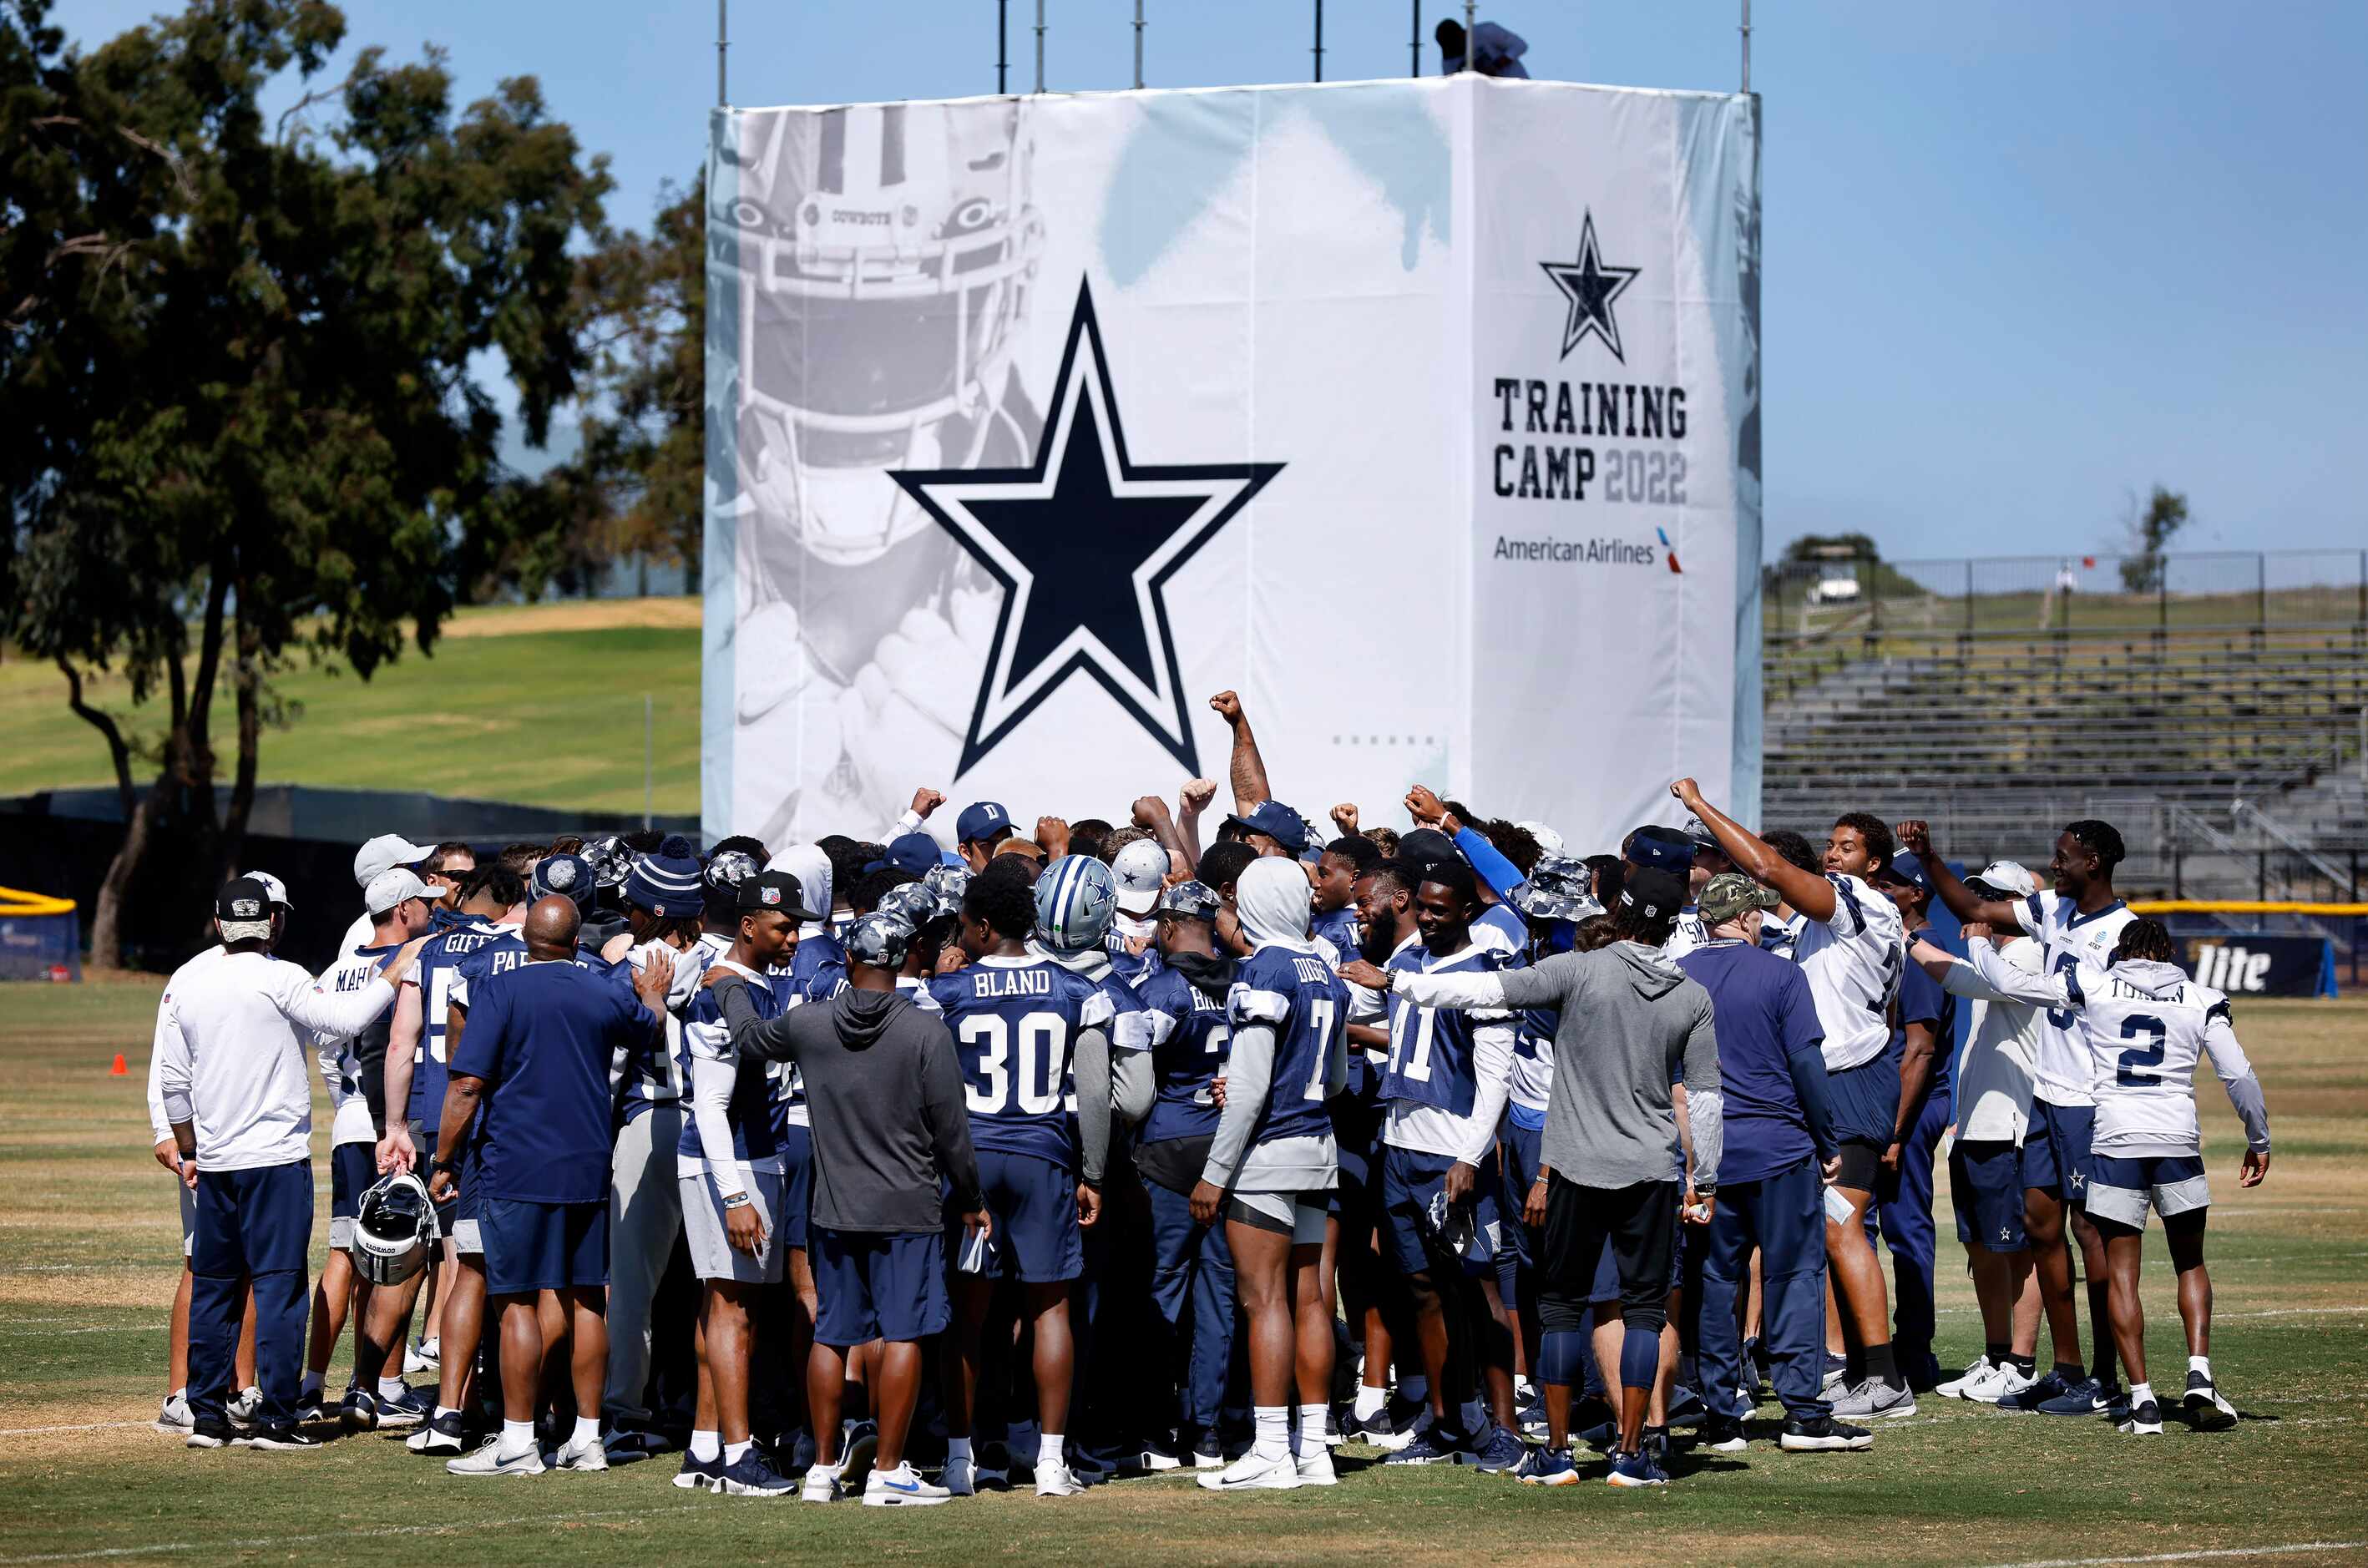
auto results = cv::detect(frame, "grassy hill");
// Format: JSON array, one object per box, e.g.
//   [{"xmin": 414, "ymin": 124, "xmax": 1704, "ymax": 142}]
[{"xmin": 0, "ymin": 599, "xmax": 702, "ymax": 817}]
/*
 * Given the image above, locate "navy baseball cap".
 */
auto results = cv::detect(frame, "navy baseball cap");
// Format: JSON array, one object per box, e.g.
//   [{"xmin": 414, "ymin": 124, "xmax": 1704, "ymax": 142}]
[
  {"xmin": 1625, "ymin": 826, "xmax": 1693, "ymax": 874},
  {"xmin": 1876, "ymin": 852, "xmax": 1934, "ymax": 896},
  {"xmin": 737, "ymin": 870, "xmax": 819, "ymax": 921},
  {"xmin": 1222, "ymin": 801, "xmax": 1308, "ymax": 856},
  {"xmin": 874, "ymin": 832, "xmax": 942, "ymax": 878},
  {"xmin": 955, "ymin": 802, "xmax": 1012, "ymax": 843}
]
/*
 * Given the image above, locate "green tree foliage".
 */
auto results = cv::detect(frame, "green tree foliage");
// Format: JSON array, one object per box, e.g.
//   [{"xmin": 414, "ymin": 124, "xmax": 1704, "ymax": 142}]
[
  {"xmin": 2, "ymin": 0, "xmax": 611, "ymax": 965},
  {"xmin": 2118, "ymin": 485, "xmax": 2190, "ymax": 594}
]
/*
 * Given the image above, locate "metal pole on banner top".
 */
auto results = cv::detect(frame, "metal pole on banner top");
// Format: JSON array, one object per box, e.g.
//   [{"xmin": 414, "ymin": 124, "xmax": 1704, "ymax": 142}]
[
  {"xmin": 1409, "ymin": 0, "xmax": 1419, "ymax": 76},
  {"xmin": 1463, "ymin": 0, "xmax": 1475, "ymax": 69},
  {"xmin": 999, "ymin": 0, "xmax": 1009, "ymax": 94},
  {"xmin": 1313, "ymin": 0, "xmax": 1323, "ymax": 81},
  {"xmin": 716, "ymin": 0, "xmax": 726, "ymax": 106},
  {"xmin": 1135, "ymin": 0, "xmax": 1145, "ymax": 89},
  {"xmin": 1035, "ymin": 0, "xmax": 1046, "ymax": 94},
  {"xmin": 1740, "ymin": 0, "xmax": 1753, "ymax": 94}
]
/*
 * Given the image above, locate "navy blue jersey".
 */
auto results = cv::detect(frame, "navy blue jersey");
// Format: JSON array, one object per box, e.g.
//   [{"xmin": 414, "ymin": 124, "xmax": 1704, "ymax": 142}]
[
  {"xmin": 452, "ymin": 959, "xmax": 660, "ymax": 1204},
  {"xmin": 1228, "ymin": 946, "xmax": 1348, "ymax": 1146},
  {"xmin": 675, "ymin": 968, "xmax": 795, "ymax": 1167},
  {"xmin": 788, "ymin": 931, "xmax": 848, "ymax": 1003},
  {"xmin": 1136, "ymin": 959, "xmax": 1234, "ymax": 1144},
  {"xmin": 1102, "ymin": 930, "xmax": 1157, "ymax": 989},
  {"xmin": 928, "ymin": 955, "xmax": 1115, "ymax": 1167},
  {"xmin": 1379, "ymin": 943, "xmax": 1511, "ymax": 1118},
  {"xmin": 1310, "ymin": 904, "xmax": 1360, "ymax": 960},
  {"xmin": 1892, "ymin": 953, "xmax": 1960, "ymax": 1096},
  {"xmin": 407, "ymin": 923, "xmax": 507, "ymax": 1123}
]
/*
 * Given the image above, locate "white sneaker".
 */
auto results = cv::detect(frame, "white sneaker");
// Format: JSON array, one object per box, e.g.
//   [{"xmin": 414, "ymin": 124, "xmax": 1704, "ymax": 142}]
[
  {"xmin": 1936, "ymin": 1356, "xmax": 1994, "ymax": 1399},
  {"xmin": 864, "ymin": 1461, "xmax": 952, "ymax": 1506},
  {"xmin": 1979, "ymin": 1363, "xmax": 2036, "ymax": 1402},
  {"xmin": 1192, "ymin": 1449, "xmax": 1226, "ymax": 1470},
  {"xmin": 1139, "ymin": 1448, "xmax": 1183, "ymax": 1472},
  {"xmin": 447, "ymin": 1437, "xmax": 545, "ymax": 1477},
  {"xmin": 801, "ymin": 1462, "xmax": 842, "ymax": 1502},
  {"xmin": 839, "ymin": 1426, "xmax": 878, "ymax": 1490},
  {"xmin": 403, "ymin": 1339, "xmax": 441, "ymax": 1376},
  {"xmin": 226, "ymin": 1386, "xmax": 262, "ymax": 1425},
  {"xmin": 1035, "ymin": 1458, "xmax": 1086, "ymax": 1497},
  {"xmin": 1293, "ymin": 1446, "xmax": 1338, "ymax": 1487},
  {"xmin": 1363, "ymin": 1407, "xmax": 1430, "ymax": 1454},
  {"xmin": 1197, "ymin": 1449, "xmax": 1301, "ymax": 1492},
  {"xmin": 941, "ymin": 1454, "xmax": 976, "ymax": 1496},
  {"xmin": 553, "ymin": 1437, "xmax": 608, "ymax": 1471},
  {"xmin": 153, "ymin": 1394, "xmax": 194, "ymax": 1434}
]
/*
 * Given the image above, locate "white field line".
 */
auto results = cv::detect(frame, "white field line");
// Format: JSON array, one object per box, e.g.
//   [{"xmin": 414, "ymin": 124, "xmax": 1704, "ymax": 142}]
[{"xmin": 1979, "ymin": 1543, "xmax": 2367, "ymax": 1568}]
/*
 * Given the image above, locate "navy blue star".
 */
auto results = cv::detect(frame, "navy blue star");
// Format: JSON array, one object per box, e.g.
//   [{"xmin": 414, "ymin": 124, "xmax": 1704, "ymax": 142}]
[
  {"xmin": 1540, "ymin": 210, "xmax": 1642, "ymax": 362},
  {"xmin": 890, "ymin": 281, "xmax": 1283, "ymax": 778}
]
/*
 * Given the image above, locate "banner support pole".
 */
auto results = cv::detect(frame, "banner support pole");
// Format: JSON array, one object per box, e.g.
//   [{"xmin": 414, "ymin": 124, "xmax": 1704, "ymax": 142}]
[
  {"xmin": 716, "ymin": 0, "xmax": 726, "ymax": 106},
  {"xmin": 1410, "ymin": 0, "xmax": 1419, "ymax": 75},
  {"xmin": 1740, "ymin": 0, "xmax": 1752, "ymax": 94},
  {"xmin": 1035, "ymin": 0, "xmax": 1046, "ymax": 93},
  {"xmin": 999, "ymin": 0, "xmax": 1009, "ymax": 94},
  {"xmin": 1463, "ymin": 0, "xmax": 1475, "ymax": 69},
  {"xmin": 1134, "ymin": 0, "xmax": 1144, "ymax": 89},
  {"xmin": 1313, "ymin": 1, "xmax": 1323, "ymax": 81}
]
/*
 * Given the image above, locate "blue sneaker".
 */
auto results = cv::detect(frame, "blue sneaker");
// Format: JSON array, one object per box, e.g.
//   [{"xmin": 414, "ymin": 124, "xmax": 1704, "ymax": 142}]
[
  {"xmin": 718, "ymin": 1449, "xmax": 796, "ymax": 1497},
  {"xmin": 2032, "ymin": 1376, "xmax": 2106, "ymax": 1417},
  {"xmin": 376, "ymin": 1384, "xmax": 433, "ymax": 1430},
  {"xmin": 1471, "ymin": 1424, "xmax": 1528, "ymax": 1474},
  {"xmin": 1606, "ymin": 1448, "xmax": 1668, "ymax": 1488},
  {"xmin": 1995, "ymin": 1369, "xmax": 2074, "ymax": 1411},
  {"xmin": 675, "ymin": 1451, "xmax": 726, "ymax": 1490},
  {"xmin": 1515, "ymin": 1445, "xmax": 1580, "ymax": 1485},
  {"xmin": 1381, "ymin": 1424, "xmax": 1475, "ymax": 1466}
]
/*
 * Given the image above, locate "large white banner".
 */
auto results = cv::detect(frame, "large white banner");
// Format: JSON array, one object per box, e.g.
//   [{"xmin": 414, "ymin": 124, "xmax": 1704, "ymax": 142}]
[{"xmin": 706, "ymin": 77, "xmax": 1759, "ymax": 853}]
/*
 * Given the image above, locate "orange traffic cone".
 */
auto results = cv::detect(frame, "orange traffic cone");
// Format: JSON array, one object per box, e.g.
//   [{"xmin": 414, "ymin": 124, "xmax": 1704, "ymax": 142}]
[{"xmin": 109, "ymin": 1053, "xmax": 128, "ymax": 1076}]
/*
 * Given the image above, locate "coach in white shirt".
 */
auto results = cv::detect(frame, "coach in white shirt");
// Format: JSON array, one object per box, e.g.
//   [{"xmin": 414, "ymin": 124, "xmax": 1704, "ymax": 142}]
[{"xmin": 157, "ymin": 877, "xmax": 425, "ymax": 1448}]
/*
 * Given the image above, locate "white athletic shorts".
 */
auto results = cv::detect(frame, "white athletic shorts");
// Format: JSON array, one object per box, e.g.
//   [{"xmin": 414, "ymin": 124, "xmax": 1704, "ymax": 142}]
[
  {"xmin": 681, "ymin": 1170, "xmax": 786, "ymax": 1284},
  {"xmin": 1225, "ymin": 1189, "xmax": 1328, "ymax": 1246},
  {"xmin": 2086, "ymin": 1154, "xmax": 2210, "ymax": 1232}
]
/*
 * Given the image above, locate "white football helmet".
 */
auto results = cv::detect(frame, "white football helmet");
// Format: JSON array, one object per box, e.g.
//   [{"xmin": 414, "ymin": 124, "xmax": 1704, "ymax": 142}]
[{"xmin": 714, "ymin": 99, "xmax": 1045, "ymax": 684}]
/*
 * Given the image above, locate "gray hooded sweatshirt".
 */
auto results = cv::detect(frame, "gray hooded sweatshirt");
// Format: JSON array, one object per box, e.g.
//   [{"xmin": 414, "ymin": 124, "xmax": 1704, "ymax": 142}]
[
  {"xmin": 713, "ymin": 982, "xmax": 982, "ymax": 1232},
  {"xmin": 1391, "ymin": 939, "xmax": 1723, "ymax": 1192}
]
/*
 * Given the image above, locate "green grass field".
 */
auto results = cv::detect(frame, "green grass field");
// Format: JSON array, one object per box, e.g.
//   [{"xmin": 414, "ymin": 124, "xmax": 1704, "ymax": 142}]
[
  {"xmin": 0, "ymin": 600, "xmax": 703, "ymax": 817},
  {"xmin": 2, "ymin": 984, "xmax": 2363, "ymax": 1565}
]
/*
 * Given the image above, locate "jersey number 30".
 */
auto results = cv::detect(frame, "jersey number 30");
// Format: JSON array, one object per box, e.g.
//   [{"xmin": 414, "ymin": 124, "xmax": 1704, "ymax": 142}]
[{"xmin": 959, "ymin": 1013, "xmax": 1070, "ymax": 1115}]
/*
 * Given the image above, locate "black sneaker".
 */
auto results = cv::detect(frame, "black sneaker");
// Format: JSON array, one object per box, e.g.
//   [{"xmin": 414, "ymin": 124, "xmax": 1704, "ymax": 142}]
[
  {"xmin": 340, "ymin": 1387, "xmax": 379, "ymax": 1433},
  {"xmin": 2116, "ymin": 1399, "xmax": 2163, "ymax": 1436},
  {"xmin": 407, "ymin": 1409, "xmax": 468, "ymax": 1456},
  {"xmin": 245, "ymin": 1424, "xmax": 324, "ymax": 1450},
  {"xmin": 185, "ymin": 1419, "xmax": 234, "ymax": 1449},
  {"xmin": 1701, "ymin": 1419, "xmax": 1748, "ymax": 1454},
  {"xmin": 1779, "ymin": 1415, "xmax": 1873, "ymax": 1451},
  {"xmin": 2183, "ymin": 1371, "xmax": 2238, "ymax": 1431}
]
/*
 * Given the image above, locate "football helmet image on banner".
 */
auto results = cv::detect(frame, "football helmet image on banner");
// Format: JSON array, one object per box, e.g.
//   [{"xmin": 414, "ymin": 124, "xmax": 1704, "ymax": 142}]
[
  {"xmin": 352, "ymin": 1171, "xmax": 438, "ymax": 1287},
  {"xmin": 708, "ymin": 77, "xmax": 1762, "ymax": 853}
]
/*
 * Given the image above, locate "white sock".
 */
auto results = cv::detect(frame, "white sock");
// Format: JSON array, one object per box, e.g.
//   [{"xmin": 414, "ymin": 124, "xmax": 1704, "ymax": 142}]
[
  {"xmin": 299, "ymin": 1371, "xmax": 324, "ymax": 1399},
  {"xmin": 1399, "ymin": 1374, "xmax": 1428, "ymax": 1404},
  {"xmin": 1354, "ymin": 1384, "xmax": 1386, "ymax": 1419},
  {"xmin": 1252, "ymin": 1406, "xmax": 1289, "ymax": 1461},
  {"xmin": 725, "ymin": 1439, "xmax": 751, "ymax": 1464},
  {"xmin": 2129, "ymin": 1381, "xmax": 2154, "ymax": 1408},
  {"xmin": 571, "ymin": 1415, "xmax": 600, "ymax": 1449},
  {"xmin": 435, "ymin": 1404, "xmax": 461, "ymax": 1422},
  {"xmin": 1039, "ymin": 1432, "xmax": 1065, "ymax": 1467},
  {"xmin": 690, "ymin": 1429, "xmax": 721, "ymax": 1462},
  {"xmin": 2189, "ymin": 1355, "xmax": 2213, "ymax": 1381},
  {"xmin": 499, "ymin": 1418, "xmax": 535, "ymax": 1458},
  {"xmin": 1294, "ymin": 1404, "xmax": 1328, "ymax": 1456},
  {"xmin": 948, "ymin": 1437, "xmax": 973, "ymax": 1463},
  {"xmin": 377, "ymin": 1377, "xmax": 406, "ymax": 1401},
  {"xmin": 1460, "ymin": 1398, "xmax": 1486, "ymax": 1434}
]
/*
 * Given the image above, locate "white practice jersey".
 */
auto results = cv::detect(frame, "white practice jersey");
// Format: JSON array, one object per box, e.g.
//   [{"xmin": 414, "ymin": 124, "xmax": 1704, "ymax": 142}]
[
  {"xmin": 1794, "ymin": 872, "xmax": 1905, "ymax": 1072},
  {"xmin": 2012, "ymin": 892, "xmax": 2136, "ymax": 1108},
  {"xmin": 1935, "ymin": 934, "xmax": 2046, "ymax": 1144},
  {"xmin": 1968, "ymin": 948, "xmax": 2263, "ymax": 1158},
  {"xmin": 1662, "ymin": 908, "xmax": 1708, "ymax": 962},
  {"xmin": 314, "ymin": 944, "xmax": 400, "ymax": 1147}
]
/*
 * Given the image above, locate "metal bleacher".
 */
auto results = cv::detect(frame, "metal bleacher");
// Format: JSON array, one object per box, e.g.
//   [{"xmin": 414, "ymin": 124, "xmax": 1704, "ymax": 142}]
[{"xmin": 1758, "ymin": 549, "xmax": 2368, "ymax": 916}]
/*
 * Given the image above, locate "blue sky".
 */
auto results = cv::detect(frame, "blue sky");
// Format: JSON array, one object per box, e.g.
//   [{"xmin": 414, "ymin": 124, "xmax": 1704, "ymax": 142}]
[{"xmin": 64, "ymin": 1, "xmax": 2368, "ymax": 564}]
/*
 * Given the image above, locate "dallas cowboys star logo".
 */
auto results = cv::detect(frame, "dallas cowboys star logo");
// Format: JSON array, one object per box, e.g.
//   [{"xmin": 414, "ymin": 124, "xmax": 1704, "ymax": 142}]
[
  {"xmin": 1540, "ymin": 210, "xmax": 1641, "ymax": 362},
  {"xmin": 890, "ymin": 281, "xmax": 1283, "ymax": 778}
]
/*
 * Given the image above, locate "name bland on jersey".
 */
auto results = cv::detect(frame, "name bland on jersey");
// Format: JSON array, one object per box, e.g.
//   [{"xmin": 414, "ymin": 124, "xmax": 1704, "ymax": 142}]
[{"xmin": 968, "ymin": 966, "xmax": 1053, "ymax": 999}]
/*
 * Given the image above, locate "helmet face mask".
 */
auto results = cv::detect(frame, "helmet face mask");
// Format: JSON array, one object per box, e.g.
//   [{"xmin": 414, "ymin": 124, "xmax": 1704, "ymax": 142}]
[{"xmin": 352, "ymin": 1171, "xmax": 438, "ymax": 1287}]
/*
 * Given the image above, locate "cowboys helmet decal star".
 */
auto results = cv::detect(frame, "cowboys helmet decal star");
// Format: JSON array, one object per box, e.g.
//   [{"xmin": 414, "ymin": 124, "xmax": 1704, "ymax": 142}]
[
  {"xmin": 891, "ymin": 281, "xmax": 1283, "ymax": 778},
  {"xmin": 1540, "ymin": 210, "xmax": 1642, "ymax": 362}
]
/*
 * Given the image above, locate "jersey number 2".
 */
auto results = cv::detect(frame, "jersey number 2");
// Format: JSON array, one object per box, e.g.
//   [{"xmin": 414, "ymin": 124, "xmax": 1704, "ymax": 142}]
[{"xmin": 2116, "ymin": 1014, "xmax": 2166, "ymax": 1087}]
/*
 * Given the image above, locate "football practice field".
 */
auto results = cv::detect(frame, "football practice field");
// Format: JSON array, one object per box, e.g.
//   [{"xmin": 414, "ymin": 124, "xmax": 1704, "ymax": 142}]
[{"xmin": 3, "ymin": 984, "xmax": 2363, "ymax": 1566}]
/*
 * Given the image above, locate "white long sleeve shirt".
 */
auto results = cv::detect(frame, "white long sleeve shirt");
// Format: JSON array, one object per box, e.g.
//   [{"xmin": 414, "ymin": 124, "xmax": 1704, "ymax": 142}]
[
  {"xmin": 155, "ymin": 949, "xmax": 401, "ymax": 1171},
  {"xmin": 1931, "ymin": 935, "xmax": 2046, "ymax": 1144},
  {"xmin": 148, "ymin": 946, "xmax": 225, "ymax": 1145}
]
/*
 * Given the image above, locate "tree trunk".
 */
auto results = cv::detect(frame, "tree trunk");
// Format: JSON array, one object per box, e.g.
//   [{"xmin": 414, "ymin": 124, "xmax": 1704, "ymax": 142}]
[
  {"xmin": 219, "ymin": 606, "xmax": 261, "ymax": 882},
  {"xmin": 57, "ymin": 657, "xmax": 142, "ymax": 971}
]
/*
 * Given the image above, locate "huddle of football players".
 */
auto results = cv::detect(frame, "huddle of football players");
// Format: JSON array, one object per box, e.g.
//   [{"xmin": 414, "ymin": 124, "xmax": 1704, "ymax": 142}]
[{"xmin": 147, "ymin": 692, "xmax": 2271, "ymax": 1495}]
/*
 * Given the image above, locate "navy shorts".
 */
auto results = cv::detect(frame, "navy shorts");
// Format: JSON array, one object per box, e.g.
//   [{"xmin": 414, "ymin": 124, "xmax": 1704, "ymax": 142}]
[
  {"xmin": 962, "ymin": 1151, "xmax": 1080, "ymax": 1283},
  {"xmin": 2087, "ymin": 1154, "xmax": 2209, "ymax": 1232},
  {"xmin": 1825, "ymin": 1057, "xmax": 1901, "ymax": 1149},
  {"xmin": 1329, "ymin": 1094, "xmax": 1384, "ymax": 1223},
  {"xmin": 1380, "ymin": 1144, "xmax": 1500, "ymax": 1279},
  {"xmin": 812, "ymin": 1228, "xmax": 949, "ymax": 1347},
  {"xmin": 1950, "ymin": 1138, "xmax": 2027, "ymax": 1252},
  {"xmin": 779, "ymin": 1122, "xmax": 812, "ymax": 1252},
  {"xmin": 480, "ymin": 1198, "xmax": 608, "ymax": 1296},
  {"xmin": 1500, "ymin": 1115, "xmax": 1546, "ymax": 1268},
  {"xmin": 327, "ymin": 1142, "xmax": 376, "ymax": 1250},
  {"xmin": 2022, "ymin": 1100, "xmax": 2096, "ymax": 1204}
]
